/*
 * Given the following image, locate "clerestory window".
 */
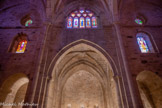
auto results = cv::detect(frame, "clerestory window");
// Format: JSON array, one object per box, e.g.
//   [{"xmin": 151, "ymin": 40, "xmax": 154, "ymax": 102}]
[
  {"xmin": 9, "ymin": 33, "xmax": 27, "ymax": 53},
  {"xmin": 66, "ymin": 9, "xmax": 97, "ymax": 29},
  {"xmin": 136, "ymin": 32, "xmax": 156, "ymax": 53}
]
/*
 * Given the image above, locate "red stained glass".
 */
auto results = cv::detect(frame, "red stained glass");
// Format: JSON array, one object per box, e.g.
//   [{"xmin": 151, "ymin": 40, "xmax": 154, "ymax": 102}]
[
  {"xmin": 73, "ymin": 17, "xmax": 79, "ymax": 28},
  {"xmin": 86, "ymin": 17, "xmax": 91, "ymax": 28},
  {"xmin": 92, "ymin": 17, "xmax": 97, "ymax": 28},
  {"xmin": 67, "ymin": 17, "xmax": 73, "ymax": 28},
  {"xmin": 16, "ymin": 40, "xmax": 27, "ymax": 53}
]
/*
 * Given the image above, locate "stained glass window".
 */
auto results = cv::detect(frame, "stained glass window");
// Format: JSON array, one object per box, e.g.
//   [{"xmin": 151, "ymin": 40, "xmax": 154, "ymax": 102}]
[
  {"xmin": 73, "ymin": 17, "xmax": 79, "ymax": 28},
  {"xmin": 66, "ymin": 9, "xmax": 98, "ymax": 28},
  {"xmin": 88, "ymin": 13, "xmax": 93, "ymax": 17},
  {"xmin": 21, "ymin": 15, "xmax": 33, "ymax": 26},
  {"xmin": 137, "ymin": 37, "xmax": 149, "ymax": 53},
  {"xmin": 71, "ymin": 13, "xmax": 75, "ymax": 17},
  {"xmin": 136, "ymin": 32, "xmax": 156, "ymax": 53},
  {"xmin": 86, "ymin": 10, "xmax": 90, "ymax": 13},
  {"xmin": 67, "ymin": 17, "xmax": 72, "ymax": 28},
  {"xmin": 16, "ymin": 40, "xmax": 27, "ymax": 53},
  {"xmin": 80, "ymin": 10, "xmax": 84, "ymax": 13},
  {"xmin": 80, "ymin": 17, "xmax": 85, "ymax": 28},
  {"xmin": 25, "ymin": 19, "xmax": 33, "ymax": 26},
  {"xmin": 92, "ymin": 17, "xmax": 97, "ymax": 28},
  {"xmin": 135, "ymin": 18, "xmax": 143, "ymax": 25},
  {"xmin": 77, "ymin": 13, "xmax": 81, "ymax": 17},
  {"xmin": 86, "ymin": 17, "xmax": 91, "ymax": 28},
  {"xmin": 83, "ymin": 13, "xmax": 87, "ymax": 17}
]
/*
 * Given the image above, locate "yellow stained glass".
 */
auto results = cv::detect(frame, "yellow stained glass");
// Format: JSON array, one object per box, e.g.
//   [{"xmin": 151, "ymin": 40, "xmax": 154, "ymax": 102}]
[
  {"xmin": 80, "ymin": 17, "xmax": 85, "ymax": 28},
  {"xmin": 16, "ymin": 40, "xmax": 27, "ymax": 53}
]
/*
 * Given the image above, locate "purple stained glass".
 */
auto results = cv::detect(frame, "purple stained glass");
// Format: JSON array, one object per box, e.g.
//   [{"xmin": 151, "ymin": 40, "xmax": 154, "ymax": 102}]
[
  {"xmin": 73, "ymin": 17, "xmax": 78, "ymax": 28},
  {"xmin": 86, "ymin": 10, "xmax": 90, "ymax": 13}
]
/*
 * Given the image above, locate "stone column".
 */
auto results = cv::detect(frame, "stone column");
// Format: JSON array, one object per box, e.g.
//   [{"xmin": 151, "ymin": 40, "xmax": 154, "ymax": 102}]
[
  {"xmin": 113, "ymin": 21, "xmax": 141, "ymax": 108},
  {"xmin": 24, "ymin": 22, "xmax": 52, "ymax": 108}
]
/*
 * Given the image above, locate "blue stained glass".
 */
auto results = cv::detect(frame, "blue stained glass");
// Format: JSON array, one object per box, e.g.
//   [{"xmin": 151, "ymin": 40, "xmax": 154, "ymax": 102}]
[
  {"xmin": 137, "ymin": 37, "xmax": 149, "ymax": 53},
  {"xmin": 80, "ymin": 17, "xmax": 85, "ymax": 28},
  {"xmin": 80, "ymin": 10, "xmax": 84, "ymax": 13}
]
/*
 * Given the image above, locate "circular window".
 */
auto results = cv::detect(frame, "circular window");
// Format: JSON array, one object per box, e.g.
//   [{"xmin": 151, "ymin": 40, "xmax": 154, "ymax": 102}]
[
  {"xmin": 135, "ymin": 15, "xmax": 146, "ymax": 25},
  {"xmin": 135, "ymin": 18, "xmax": 143, "ymax": 25},
  {"xmin": 21, "ymin": 15, "xmax": 33, "ymax": 27},
  {"xmin": 25, "ymin": 19, "xmax": 33, "ymax": 26}
]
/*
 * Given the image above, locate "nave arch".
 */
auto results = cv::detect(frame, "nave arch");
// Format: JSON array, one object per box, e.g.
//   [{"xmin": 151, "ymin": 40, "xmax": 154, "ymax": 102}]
[
  {"xmin": 45, "ymin": 40, "xmax": 121, "ymax": 108},
  {"xmin": 0, "ymin": 73, "xmax": 29, "ymax": 108},
  {"xmin": 136, "ymin": 71, "xmax": 162, "ymax": 108}
]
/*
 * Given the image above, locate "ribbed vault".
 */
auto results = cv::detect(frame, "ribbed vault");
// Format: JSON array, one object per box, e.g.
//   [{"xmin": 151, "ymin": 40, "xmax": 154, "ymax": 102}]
[{"xmin": 46, "ymin": 42, "xmax": 120, "ymax": 108}]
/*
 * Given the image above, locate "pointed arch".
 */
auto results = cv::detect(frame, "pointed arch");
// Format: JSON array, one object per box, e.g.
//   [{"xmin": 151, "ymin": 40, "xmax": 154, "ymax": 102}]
[
  {"xmin": 136, "ymin": 71, "xmax": 162, "ymax": 108},
  {"xmin": 47, "ymin": 39, "xmax": 118, "ymax": 77},
  {"xmin": 136, "ymin": 32, "xmax": 158, "ymax": 53},
  {"xmin": 0, "ymin": 73, "xmax": 29, "ymax": 108},
  {"xmin": 45, "ymin": 39, "xmax": 120, "ymax": 108},
  {"xmin": 9, "ymin": 33, "xmax": 28, "ymax": 53}
]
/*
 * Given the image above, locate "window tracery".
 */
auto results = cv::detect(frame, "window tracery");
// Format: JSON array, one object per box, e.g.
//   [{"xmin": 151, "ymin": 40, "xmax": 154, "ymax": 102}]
[{"xmin": 67, "ymin": 9, "xmax": 97, "ymax": 29}]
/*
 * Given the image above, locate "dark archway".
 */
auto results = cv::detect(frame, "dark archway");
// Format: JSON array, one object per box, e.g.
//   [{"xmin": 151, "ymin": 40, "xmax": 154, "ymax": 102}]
[
  {"xmin": 0, "ymin": 73, "xmax": 29, "ymax": 108},
  {"xmin": 136, "ymin": 71, "xmax": 162, "ymax": 108}
]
